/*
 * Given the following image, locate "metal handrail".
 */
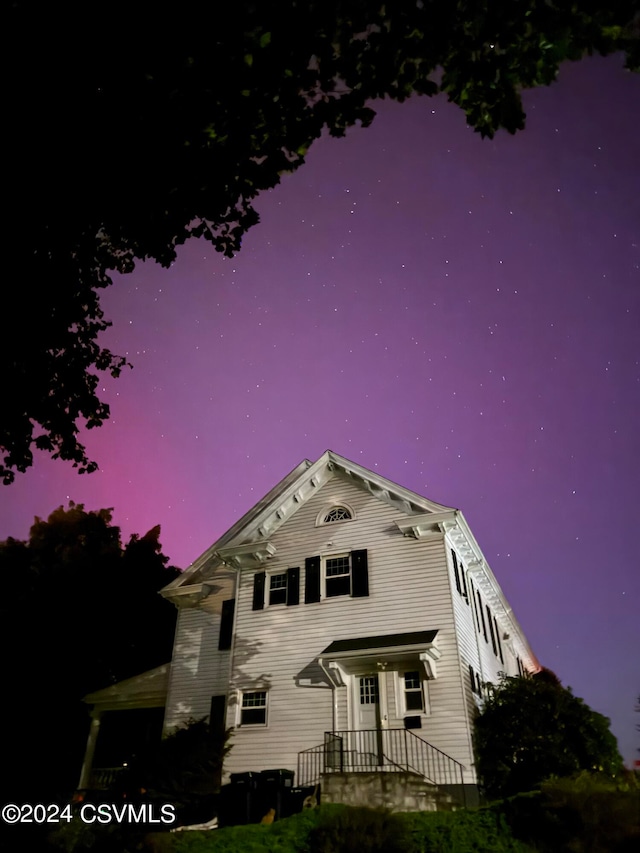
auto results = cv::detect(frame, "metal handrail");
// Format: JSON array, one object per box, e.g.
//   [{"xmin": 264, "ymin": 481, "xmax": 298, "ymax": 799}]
[{"xmin": 297, "ymin": 728, "xmax": 466, "ymax": 806}]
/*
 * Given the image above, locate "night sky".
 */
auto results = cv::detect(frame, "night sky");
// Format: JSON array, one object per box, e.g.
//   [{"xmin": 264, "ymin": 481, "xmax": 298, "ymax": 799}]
[{"xmin": 1, "ymin": 55, "xmax": 638, "ymax": 766}]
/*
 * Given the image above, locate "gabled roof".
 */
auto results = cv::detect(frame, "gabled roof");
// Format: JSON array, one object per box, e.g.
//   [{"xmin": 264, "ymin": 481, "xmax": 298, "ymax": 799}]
[
  {"xmin": 161, "ymin": 450, "xmax": 539, "ymax": 672},
  {"xmin": 162, "ymin": 449, "xmax": 456, "ymax": 596}
]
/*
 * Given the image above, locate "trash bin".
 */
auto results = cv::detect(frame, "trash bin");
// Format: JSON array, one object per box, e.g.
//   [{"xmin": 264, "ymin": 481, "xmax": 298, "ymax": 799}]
[
  {"xmin": 226, "ymin": 772, "xmax": 260, "ymax": 824},
  {"xmin": 256, "ymin": 769, "xmax": 295, "ymax": 820}
]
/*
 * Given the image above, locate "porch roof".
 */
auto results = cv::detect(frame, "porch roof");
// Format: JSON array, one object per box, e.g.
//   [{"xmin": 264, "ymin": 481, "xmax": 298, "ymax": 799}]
[{"xmin": 321, "ymin": 630, "xmax": 438, "ymax": 655}]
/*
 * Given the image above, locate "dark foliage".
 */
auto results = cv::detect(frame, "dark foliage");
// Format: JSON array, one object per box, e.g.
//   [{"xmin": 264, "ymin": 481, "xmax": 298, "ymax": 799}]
[
  {"xmin": 497, "ymin": 773, "xmax": 640, "ymax": 853},
  {"xmin": 3, "ymin": 1, "xmax": 639, "ymax": 482},
  {"xmin": 118, "ymin": 718, "xmax": 233, "ymax": 825},
  {"xmin": 307, "ymin": 805, "xmax": 413, "ymax": 853},
  {"xmin": 0, "ymin": 504, "xmax": 180, "ymax": 802},
  {"xmin": 474, "ymin": 669, "xmax": 624, "ymax": 800}
]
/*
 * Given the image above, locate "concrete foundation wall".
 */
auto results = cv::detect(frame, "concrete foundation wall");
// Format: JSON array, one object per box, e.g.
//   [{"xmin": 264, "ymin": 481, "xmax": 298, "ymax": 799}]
[{"xmin": 321, "ymin": 771, "xmax": 460, "ymax": 812}]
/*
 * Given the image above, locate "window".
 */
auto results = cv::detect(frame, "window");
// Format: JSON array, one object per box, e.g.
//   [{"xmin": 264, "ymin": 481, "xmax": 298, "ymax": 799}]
[
  {"xmin": 477, "ymin": 589, "xmax": 488, "ymax": 641},
  {"xmin": 252, "ymin": 567, "xmax": 300, "ymax": 609},
  {"xmin": 324, "ymin": 506, "xmax": 352, "ymax": 523},
  {"xmin": 493, "ymin": 615, "xmax": 504, "ymax": 663},
  {"xmin": 325, "ymin": 555, "xmax": 351, "ymax": 597},
  {"xmin": 396, "ymin": 670, "xmax": 428, "ymax": 716},
  {"xmin": 468, "ymin": 665, "xmax": 483, "ymax": 696},
  {"xmin": 316, "ymin": 504, "xmax": 355, "ymax": 526},
  {"xmin": 360, "ymin": 675, "xmax": 379, "ymax": 704},
  {"xmin": 239, "ymin": 690, "xmax": 268, "ymax": 726},
  {"xmin": 269, "ymin": 572, "xmax": 287, "ymax": 605},
  {"xmin": 487, "ymin": 605, "xmax": 498, "ymax": 656},
  {"xmin": 304, "ymin": 550, "xmax": 369, "ymax": 602},
  {"xmin": 451, "ymin": 550, "xmax": 469, "ymax": 603},
  {"xmin": 469, "ymin": 579, "xmax": 482, "ymax": 634},
  {"xmin": 403, "ymin": 671, "xmax": 425, "ymax": 712}
]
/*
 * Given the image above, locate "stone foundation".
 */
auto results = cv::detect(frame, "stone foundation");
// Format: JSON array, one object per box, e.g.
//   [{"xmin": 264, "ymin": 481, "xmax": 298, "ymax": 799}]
[{"xmin": 320, "ymin": 771, "xmax": 459, "ymax": 812}]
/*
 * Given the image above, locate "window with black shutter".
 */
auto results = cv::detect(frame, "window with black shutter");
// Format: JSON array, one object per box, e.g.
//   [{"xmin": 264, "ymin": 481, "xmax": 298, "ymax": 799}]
[
  {"xmin": 218, "ymin": 598, "xmax": 235, "ymax": 650},
  {"xmin": 477, "ymin": 589, "xmax": 488, "ymax": 641},
  {"xmin": 487, "ymin": 605, "xmax": 498, "ymax": 656},
  {"xmin": 493, "ymin": 615, "xmax": 504, "ymax": 663},
  {"xmin": 305, "ymin": 550, "xmax": 369, "ymax": 600}
]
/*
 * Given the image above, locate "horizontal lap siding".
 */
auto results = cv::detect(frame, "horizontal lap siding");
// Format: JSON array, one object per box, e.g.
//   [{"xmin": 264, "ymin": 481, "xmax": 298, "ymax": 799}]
[
  {"xmin": 164, "ymin": 575, "xmax": 235, "ymax": 733},
  {"xmin": 226, "ymin": 475, "xmax": 475, "ymax": 780}
]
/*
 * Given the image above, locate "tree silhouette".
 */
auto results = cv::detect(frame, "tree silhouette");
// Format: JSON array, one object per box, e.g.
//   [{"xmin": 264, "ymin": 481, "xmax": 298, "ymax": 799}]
[
  {"xmin": 0, "ymin": 504, "xmax": 180, "ymax": 801},
  {"xmin": 4, "ymin": 1, "xmax": 639, "ymax": 482},
  {"xmin": 474, "ymin": 668, "xmax": 624, "ymax": 800}
]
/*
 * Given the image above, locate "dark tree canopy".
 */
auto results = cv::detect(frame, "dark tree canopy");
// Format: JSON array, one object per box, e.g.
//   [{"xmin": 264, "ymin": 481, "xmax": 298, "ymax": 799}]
[
  {"xmin": 0, "ymin": 504, "xmax": 180, "ymax": 801},
  {"xmin": 4, "ymin": 1, "xmax": 639, "ymax": 483},
  {"xmin": 474, "ymin": 668, "xmax": 624, "ymax": 800}
]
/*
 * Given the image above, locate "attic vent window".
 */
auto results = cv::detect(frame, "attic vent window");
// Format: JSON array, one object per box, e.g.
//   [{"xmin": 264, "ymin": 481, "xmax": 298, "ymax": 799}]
[{"xmin": 324, "ymin": 506, "xmax": 352, "ymax": 523}]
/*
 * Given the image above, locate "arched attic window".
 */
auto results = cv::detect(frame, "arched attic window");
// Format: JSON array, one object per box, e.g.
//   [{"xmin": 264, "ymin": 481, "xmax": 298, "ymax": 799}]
[{"xmin": 317, "ymin": 504, "xmax": 354, "ymax": 526}]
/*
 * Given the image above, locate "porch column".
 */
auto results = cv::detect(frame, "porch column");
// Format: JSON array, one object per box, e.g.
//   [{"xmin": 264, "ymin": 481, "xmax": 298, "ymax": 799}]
[
  {"xmin": 77, "ymin": 708, "xmax": 102, "ymax": 791},
  {"xmin": 377, "ymin": 668, "xmax": 389, "ymax": 726}
]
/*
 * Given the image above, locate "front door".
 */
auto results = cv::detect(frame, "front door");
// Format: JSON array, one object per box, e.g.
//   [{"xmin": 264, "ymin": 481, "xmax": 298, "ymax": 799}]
[
  {"xmin": 355, "ymin": 674, "xmax": 384, "ymax": 767},
  {"xmin": 357, "ymin": 674, "xmax": 380, "ymax": 729}
]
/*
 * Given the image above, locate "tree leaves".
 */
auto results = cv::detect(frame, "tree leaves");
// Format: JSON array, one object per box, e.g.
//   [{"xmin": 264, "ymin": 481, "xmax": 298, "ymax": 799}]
[
  {"xmin": 4, "ymin": 1, "xmax": 638, "ymax": 481},
  {"xmin": 474, "ymin": 669, "xmax": 624, "ymax": 800},
  {"xmin": 0, "ymin": 504, "xmax": 180, "ymax": 799}
]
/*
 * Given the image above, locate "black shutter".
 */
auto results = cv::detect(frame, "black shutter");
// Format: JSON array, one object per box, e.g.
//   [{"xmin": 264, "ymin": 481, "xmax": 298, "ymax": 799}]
[
  {"xmin": 494, "ymin": 616, "xmax": 504, "ymax": 663},
  {"xmin": 477, "ymin": 590, "xmax": 488, "ymax": 640},
  {"xmin": 351, "ymin": 549, "xmax": 369, "ymax": 597},
  {"xmin": 286, "ymin": 567, "xmax": 300, "ymax": 606},
  {"xmin": 218, "ymin": 598, "xmax": 235, "ymax": 650},
  {"xmin": 252, "ymin": 571, "xmax": 266, "ymax": 610},
  {"xmin": 209, "ymin": 695, "xmax": 226, "ymax": 736},
  {"xmin": 460, "ymin": 563, "xmax": 469, "ymax": 603},
  {"xmin": 305, "ymin": 556, "xmax": 321, "ymax": 603},
  {"xmin": 451, "ymin": 550, "xmax": 462, "ymax": 594},
  {"xmin": 487, "ymin": 605, "xmax": 498, "ymax": 655}
]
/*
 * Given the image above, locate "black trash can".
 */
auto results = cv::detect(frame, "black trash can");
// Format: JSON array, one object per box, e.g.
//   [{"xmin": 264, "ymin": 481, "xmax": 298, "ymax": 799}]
[
  {"xmin": 226, "ymin": 771, "xmax": 260, "ymax": 824},
  {"xmin": 256, "ymin": 769, "xmax": 295, "ymax": 821}
]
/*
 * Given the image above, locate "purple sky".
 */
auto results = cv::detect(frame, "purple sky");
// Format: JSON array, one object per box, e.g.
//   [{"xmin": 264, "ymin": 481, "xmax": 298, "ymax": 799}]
[{"xmin": 1, "ymin": 55, "xmax": 638, "ymax": 767}]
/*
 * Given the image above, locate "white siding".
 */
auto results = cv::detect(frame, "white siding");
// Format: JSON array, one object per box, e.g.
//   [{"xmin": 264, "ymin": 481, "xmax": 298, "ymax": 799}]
[
  {"xmin": 223, "ymin": 474, "xmax": 476, "ymax": 782},
  {"xmin": 164, "ymin": 571, "xmax": 236, "ymax": 732}
]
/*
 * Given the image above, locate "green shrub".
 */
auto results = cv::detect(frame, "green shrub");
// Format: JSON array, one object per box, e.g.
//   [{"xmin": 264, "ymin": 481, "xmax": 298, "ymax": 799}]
[
  {"xmin": 307, "ymin": 804, "xmax": 413, "ymax": 853},
  {"xmin": 496, "ymin": 773, "xmax": 640, "ymax": 853},
  {"xmin": 474, "ymin": 672, "xmax": 623, "ymax": 801}
]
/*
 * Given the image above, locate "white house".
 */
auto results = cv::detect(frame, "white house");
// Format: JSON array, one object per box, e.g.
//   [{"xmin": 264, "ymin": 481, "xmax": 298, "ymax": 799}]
[{"xmin": 80, "ymin": 450, "xmax": 539, "ymax": 809}]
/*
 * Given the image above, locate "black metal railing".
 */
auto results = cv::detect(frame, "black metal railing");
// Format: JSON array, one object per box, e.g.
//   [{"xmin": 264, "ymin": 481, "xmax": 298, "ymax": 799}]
[{"xmin": 297, "ymin": 729, "xmax": 466, "ymax": 805}]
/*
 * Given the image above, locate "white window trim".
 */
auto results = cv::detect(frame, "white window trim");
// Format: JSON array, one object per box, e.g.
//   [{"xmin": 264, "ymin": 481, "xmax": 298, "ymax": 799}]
[
  {"xmin": 237, "ymin": 689, "xmax": 269, "ymax": 727},
  {"xmin": 322, "ymin": 552, "xmax": 352, "ymax": 598},
  {"xmin": 267, "ymin": 570, "xmax": 288, "ymax": 606},
  {"xmin": 394, "ymin": 670, "xmax": 431, "ymax": 718},
  {"xmin": 315, "ymin": 502, "xmax": 356, "ymax": 527}
]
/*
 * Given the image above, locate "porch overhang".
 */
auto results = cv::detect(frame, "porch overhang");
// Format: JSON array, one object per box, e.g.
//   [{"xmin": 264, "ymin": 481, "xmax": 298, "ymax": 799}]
[{"xmin": 318, "ymin": 630, "xmax": 441, "ymax": 679}]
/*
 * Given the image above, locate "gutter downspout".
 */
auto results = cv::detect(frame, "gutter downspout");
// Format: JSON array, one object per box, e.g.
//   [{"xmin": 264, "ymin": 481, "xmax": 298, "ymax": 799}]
[{"xmin": 317, "ymin": 658, "xmax": 341, "ymax": 732}]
